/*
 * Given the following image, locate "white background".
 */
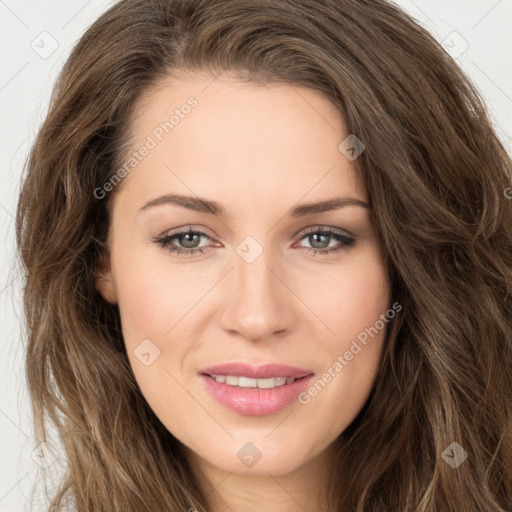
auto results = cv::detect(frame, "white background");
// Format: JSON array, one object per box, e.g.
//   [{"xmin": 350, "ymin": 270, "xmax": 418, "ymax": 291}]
[{"xmin": 1, "ymin": 0, "xmax": 511, "ymax": 510}]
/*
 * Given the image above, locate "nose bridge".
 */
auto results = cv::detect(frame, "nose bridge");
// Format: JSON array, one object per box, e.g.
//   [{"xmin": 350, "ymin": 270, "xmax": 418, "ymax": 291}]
[{"xmin": 219, "ymin": 241, "xmax": 294, "ymax": 341}]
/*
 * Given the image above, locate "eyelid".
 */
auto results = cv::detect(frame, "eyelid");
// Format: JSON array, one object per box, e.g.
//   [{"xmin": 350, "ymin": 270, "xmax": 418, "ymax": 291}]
[
  {"xmin": 156, "ymin": 224, "xmax": 218, "ymax": 240},
  {"xmin": 295, "ymin": 224, "xmax": 356, "ymax": 240}
]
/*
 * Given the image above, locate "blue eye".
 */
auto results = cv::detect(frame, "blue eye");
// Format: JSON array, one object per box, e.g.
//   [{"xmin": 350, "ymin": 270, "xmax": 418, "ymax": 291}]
[
  {"xmin": 153, "ymin": 227, "xmax": 214, "ymax": 257},
  {"xmin": 153, "ymin": 226, "xmax": 356, "ymax": 258},
  {"xmin": 296, "ymin": 227, "xmax": 356, "ymax": 256}
]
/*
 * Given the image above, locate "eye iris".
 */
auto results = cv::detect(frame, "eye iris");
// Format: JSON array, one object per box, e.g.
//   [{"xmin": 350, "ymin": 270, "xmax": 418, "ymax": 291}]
[
  {"xmin": 310, "ymin": 232, "xmax": 329, "ymax": 249},
  {"xmin": 180, "ymin": 232, "xmax": 200, "ymax": 248}
]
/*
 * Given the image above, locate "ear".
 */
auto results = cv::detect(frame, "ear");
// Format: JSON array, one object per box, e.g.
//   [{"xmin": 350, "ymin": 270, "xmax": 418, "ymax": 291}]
[{"xmin": 94, "ymin": 250, "xmax": 118, "ymax": 304}]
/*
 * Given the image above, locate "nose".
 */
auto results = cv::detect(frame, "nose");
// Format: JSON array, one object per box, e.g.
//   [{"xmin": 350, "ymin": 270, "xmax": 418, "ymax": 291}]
[{"xmin": 218, "ymin": 247, "xmax": 297, "ymax": 342}]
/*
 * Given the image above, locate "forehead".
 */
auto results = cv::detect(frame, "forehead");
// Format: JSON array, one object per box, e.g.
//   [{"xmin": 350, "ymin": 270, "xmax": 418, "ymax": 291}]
[{"xmin": 113, "ymin": 73, "xmax": 367, "ymax": 213}]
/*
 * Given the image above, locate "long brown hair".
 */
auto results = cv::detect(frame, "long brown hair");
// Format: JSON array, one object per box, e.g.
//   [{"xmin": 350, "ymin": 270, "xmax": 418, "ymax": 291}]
[{"xmin": 16, "ymin": 0, "xmax": 512, "ymax": 510}]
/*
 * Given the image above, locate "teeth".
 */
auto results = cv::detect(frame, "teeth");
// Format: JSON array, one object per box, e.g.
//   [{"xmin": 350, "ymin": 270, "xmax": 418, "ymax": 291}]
[{"xmin": 211, "ymin": 375, "xmax": 296, "ymax": 388}]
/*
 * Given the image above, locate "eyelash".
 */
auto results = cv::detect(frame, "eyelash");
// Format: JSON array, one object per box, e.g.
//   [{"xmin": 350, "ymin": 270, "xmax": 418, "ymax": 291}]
[{"xmin": 152, "ymin": 226, "xmax": 356, "ymax": 258}]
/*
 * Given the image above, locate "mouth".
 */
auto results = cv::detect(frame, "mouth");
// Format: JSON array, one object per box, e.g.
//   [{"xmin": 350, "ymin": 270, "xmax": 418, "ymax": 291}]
[{"xmin": 199, "ymin": 362, "xmax": 315, "ymax": 416}]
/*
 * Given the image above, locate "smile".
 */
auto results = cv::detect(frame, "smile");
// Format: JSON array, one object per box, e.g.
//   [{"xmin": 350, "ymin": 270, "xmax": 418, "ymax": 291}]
[{"xmin": 209, "ymin": 375, "xmax": 297, "ymax": 388}]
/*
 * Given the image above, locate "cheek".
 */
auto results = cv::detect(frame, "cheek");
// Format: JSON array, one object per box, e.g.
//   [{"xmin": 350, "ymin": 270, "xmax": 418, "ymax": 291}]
[
  {"xmin": 306, "ymin": 249, "xmax": 390, "ymax": 342},
  {"xmin": 111, "ymin": 250, "xmax": 197, "ymax": 417},
  {"xmin": 111, "ymin": 246, "xmax": 212, "ymax": 403},
  {"xmin": 301, "ymin": 249, "xmax": 390, "ymax": 413},
  {"xmin": 115, "ymin": 273, "xmax": 169, "ymax": 342},
  {"xmin": 112, "ymin": 247, "xmax": 205, "ymax": 342}
]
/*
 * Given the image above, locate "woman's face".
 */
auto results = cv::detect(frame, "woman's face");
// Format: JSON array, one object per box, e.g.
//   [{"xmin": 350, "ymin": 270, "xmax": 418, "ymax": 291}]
[{"xmin": 97, "ymin": 73, "xmax": 391, "ymax": 478}]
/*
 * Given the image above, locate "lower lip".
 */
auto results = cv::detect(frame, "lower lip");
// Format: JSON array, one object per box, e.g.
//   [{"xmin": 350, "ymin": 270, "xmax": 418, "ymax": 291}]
[{"xmin": 200, "ymin": 374, "xmax": 314, "ymax": 416}]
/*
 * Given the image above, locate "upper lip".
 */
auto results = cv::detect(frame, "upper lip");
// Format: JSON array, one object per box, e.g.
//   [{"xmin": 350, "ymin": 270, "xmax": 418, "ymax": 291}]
[{"xmin": 200, "ymin": 362, "xmax": 314, "ymax": 379}]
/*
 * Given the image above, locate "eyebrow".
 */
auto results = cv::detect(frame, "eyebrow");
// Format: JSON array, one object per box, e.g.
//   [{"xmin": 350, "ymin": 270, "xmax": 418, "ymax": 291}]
[{"xmin": 139, "ymin": 193, "xmax": 370, "ymax": 217}]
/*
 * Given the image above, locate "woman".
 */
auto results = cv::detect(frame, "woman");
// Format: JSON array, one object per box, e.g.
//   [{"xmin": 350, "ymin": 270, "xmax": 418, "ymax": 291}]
[{"xmin": 16, "ymin": 0, "xmax": 512, "ymax": 510}]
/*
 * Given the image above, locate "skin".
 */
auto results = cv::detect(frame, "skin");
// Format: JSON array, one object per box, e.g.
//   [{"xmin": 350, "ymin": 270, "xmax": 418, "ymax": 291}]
[{"xmin": 96, "ymin": 73, "xmax": 391, "ymax": 512}]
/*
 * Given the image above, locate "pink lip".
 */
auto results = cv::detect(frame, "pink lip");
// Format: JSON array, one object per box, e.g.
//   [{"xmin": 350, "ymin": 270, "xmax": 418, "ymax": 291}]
[
  {"xmin": 199, "ymin": 363, "xmax": 314, "ymax": 416},
  {"xmin": 200, "ymin": 362, "xmax": 313, "ymax": 379}
]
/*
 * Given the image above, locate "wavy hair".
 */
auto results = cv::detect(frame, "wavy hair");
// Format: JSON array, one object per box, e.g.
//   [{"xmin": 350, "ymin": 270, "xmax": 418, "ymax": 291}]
[{"xmin": 15, "ymin": 0, "xmax": 512, "ymax": 510}]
